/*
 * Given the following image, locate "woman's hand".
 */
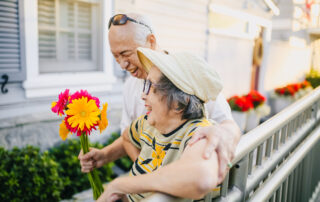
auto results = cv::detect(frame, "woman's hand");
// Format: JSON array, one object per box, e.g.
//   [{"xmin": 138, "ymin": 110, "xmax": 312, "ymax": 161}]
[{"xmin": 97, "ymin": 179, "xmax": 127, "ymax": 202}]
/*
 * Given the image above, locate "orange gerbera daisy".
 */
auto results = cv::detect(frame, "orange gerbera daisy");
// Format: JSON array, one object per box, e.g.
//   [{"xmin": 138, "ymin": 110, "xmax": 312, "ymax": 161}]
[
  {"xmin": 99, "ymin": 103, "xmax": 108, "ymax": 133},
  {"xmin": 59, "ymin": 120, "xmax": 70, "ymax": 140}
]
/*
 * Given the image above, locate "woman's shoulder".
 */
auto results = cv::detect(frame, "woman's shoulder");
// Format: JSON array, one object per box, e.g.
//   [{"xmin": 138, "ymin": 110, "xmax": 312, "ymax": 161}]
[
  {"xmin": 130, "ymin": 114, "xmax": 148, "ymax": 129},
  {"xmin": 182, "ymin": 118, "xmax": 212, "ymax": 138},
  {"xmin": 187, "ymin": 118, "xmax": 212, "ymax": 127}
]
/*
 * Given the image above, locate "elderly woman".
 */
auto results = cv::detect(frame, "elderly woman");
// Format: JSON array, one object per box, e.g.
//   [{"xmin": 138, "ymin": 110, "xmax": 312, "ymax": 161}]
[{"xmin": 97, "ymin": 47, "xmax": 223, "ymax": 202}]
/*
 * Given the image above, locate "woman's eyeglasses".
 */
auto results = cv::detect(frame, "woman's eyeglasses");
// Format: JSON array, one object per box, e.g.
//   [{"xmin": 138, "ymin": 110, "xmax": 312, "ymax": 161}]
[
  {"xmin": 143, "ymin": 80, "xmax": 155, "ymax": 95},
  {"xmin": 108, "ymin": 14, "xmax": 153, "ymax": 33}
]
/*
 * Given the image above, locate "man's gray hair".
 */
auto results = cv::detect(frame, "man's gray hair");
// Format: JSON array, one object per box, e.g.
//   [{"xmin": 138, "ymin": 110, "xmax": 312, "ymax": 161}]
[
  {"xmin": 127, "ymin": 13, "xmax": 155, "ymax": 45},
  {"xmin": 154, "ymin": 73, "xmax": 205, "ymax": 120}
]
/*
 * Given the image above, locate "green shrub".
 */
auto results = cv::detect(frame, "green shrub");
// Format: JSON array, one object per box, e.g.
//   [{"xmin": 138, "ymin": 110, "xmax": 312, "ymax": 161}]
[
  {"xmin": 0, "ymin": 131, "xmax": 133, "ymax": 200},
  {"xmin": 49, "ymin": 139, "xmax": 115, "ymax": 199},
  {"xmin": 106, "ymin": 132, "xmax": 133, "ymax": 172},
  {"xmin": 306, "ymin": 68, "xmax": 320, "ymax": 88},
  {"xmin": 0, "ymin": 146, "xmax": 64, "ymax": 202}
]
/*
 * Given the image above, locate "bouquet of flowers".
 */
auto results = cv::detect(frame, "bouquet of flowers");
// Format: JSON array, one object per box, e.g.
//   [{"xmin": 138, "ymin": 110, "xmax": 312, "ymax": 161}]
[{"xmin": 51, "ymin": 89, "xmax": 108, "ymax": 199}]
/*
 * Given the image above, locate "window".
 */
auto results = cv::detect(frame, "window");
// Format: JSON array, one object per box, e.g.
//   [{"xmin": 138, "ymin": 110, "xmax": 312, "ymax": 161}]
[
  {"xmin": 22, "ymin": 0, "xmax": 115, "ymax": 98},
  {"xmin": 38, "ymin": 0, "xmax": 100, "ymax": 73}
]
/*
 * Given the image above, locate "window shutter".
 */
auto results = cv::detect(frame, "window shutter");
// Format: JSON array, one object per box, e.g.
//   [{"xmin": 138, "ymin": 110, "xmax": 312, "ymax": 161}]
[
  {"xmin": 38, "ymin": 0, "xmax": 56, "ymax": 60},
  {"xmin": 38, "ymin": 0, "xmax": 99, "ymax": 73},
  {"xmin": 0, "ymin": 0, "xmax": 25, "ymax": 82},
  {"xmin": 77, "ymin": 2, "xmax": 92, "ymax": 60}
]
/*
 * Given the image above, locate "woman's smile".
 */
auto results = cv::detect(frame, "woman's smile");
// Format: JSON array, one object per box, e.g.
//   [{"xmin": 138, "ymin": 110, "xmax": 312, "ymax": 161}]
[{"xmin": 145, "ymin": 104, "xmax": 152, "ymax": 115}]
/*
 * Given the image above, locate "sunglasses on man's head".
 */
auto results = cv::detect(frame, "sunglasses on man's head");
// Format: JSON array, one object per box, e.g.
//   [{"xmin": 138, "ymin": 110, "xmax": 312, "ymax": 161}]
[{"xmin": 108, "ymin": 14, "xmax": 153, "ymax": 33}]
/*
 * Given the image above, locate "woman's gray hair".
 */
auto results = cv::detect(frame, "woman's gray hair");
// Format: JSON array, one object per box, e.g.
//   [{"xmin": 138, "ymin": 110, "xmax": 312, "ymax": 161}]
[
  {"xmin": 154, "ymin": 73, "xmax": 205, "ymax": 120},
  {"xmin": 126, "ymin": 13, "xmax": 155, "ymax": 45}
]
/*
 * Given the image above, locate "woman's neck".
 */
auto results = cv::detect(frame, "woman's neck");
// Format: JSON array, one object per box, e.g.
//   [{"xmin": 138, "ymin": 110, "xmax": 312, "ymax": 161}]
[{"xmin": 155, "ymin": 117, "xmax": 187, "ymax": 134}]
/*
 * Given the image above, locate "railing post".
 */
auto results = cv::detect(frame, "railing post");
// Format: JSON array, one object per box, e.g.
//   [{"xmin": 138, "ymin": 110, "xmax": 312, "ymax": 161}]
[
  {"xmin": 311, "ymin": 140, "xmax": 320, "ymax": 191},
  {"xmin": 312, "ymin": 102, "xmax": 318, "ymax": 120},
  {"xmin": 229, "ymin": 155, "xmax": 249, "ymax": 201},
  {"xmin": 220, "ymin": 173, "xmax": 229, "ymax": 197}
]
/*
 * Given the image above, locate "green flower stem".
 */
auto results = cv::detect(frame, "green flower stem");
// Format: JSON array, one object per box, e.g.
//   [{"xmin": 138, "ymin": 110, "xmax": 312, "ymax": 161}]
[{"xmin": 80, "ymin": 133, "xmax": 104, "ymax": 200}]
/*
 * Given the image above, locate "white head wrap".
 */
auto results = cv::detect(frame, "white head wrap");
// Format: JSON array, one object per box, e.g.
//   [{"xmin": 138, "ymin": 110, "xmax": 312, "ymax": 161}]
[{"xmin": 137, "ymin": 47, "xmax": 223, "ymax": 103}]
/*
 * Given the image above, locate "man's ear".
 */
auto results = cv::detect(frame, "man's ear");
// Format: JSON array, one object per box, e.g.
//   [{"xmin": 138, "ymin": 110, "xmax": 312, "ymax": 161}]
[{"xmin": 147, "ymin": 34, "xmax": 157, "ymax": 50}]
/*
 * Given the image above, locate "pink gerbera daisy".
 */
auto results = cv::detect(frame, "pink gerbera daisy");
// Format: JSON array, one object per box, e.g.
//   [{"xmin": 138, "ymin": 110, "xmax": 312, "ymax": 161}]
[
  {"xmin": 51, "ymin": 89, "xmax": 70, "ymax": 116},
  {"xmin": 70, "ymin": 90, "xmax": 100, "ymax": 108}
]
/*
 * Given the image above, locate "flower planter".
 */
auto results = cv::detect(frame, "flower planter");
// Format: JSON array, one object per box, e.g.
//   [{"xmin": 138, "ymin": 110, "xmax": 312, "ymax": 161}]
[
  {"xmin": 245, "ymin": 110, "xmax": 260, "ymax": 132},
  {"xmin": 271, "ymin": 81, "xmax": 313, "ymax": 115},
  {"xmin": 231, "ymin": 111, "xmax": 247, "ymax": 133},
  {"xmin": 270, "ymin": 96, "xmax": 294, "ymax": 115}
]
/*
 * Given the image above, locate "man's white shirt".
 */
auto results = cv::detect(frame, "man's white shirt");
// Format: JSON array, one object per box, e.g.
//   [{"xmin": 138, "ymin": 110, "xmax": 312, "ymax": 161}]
[{"xmin": 120, "ymin": 76, "xmax": 233, "ymax": 133}]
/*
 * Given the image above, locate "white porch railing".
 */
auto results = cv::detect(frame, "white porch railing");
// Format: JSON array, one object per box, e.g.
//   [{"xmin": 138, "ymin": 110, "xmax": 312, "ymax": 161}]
[{"xmin": 142, "ymin": 86, "xmax": 320, "ymax": 202}]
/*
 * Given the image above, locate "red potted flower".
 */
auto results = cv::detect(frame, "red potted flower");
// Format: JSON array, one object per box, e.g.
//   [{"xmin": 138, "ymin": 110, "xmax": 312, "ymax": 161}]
[
  {"xmin": 228, "ymin": 95, "xmax": 253, "ymax": 112},
  {"xmin": 244, "ymin": 91, "xmax": 270, "ymax": 131},
  {"xmin": 228, "ymin": 95, "xmax": 253, "ymax": 132},
  {"xmin": 271, "ymin": 81, "xmax": 313, "ymax": 114},
  {"xmin": 245, "ymin": 90, "xmax": 266, "ymax": 108}
]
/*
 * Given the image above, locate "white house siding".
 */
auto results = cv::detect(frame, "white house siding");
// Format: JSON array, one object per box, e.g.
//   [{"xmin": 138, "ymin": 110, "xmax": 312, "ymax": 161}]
[
  {"xmin": 259, "ymin": 0, "xmax": 313, "ymax": 94},
  {"xmin": 114, "ymin": 0, "xmax": 208, "ymax": 58},
  {"xmin": 271, "ymin": 0, "xmax": 294, "ymax": 41},
  {"xmin": 208, "ymin": 35, "xmax": 254, "ymax": 97},
  {"xmin": 207, "ymin": 1, "xmax": 273, "ymax": 97},
  {"xmin": 261, "ymin": 41, "xmax": 311, "ymax": 91},
  {"xmin": 114, "ymin": 0, "xmax": 272, "ymax": 98},
  {"xmin": 210, "ymin": 0, "xmax": 272, "ymax": 20}
]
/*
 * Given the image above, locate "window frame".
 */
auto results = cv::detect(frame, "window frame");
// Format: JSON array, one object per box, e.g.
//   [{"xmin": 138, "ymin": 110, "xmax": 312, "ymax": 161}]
[{"xmin": 22, "ymin": 0, "xmax": 115, "ymax": 98}]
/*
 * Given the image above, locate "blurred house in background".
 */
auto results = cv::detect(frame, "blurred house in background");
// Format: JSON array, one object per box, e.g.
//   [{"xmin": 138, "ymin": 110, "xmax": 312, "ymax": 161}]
[
  {"xmin": 263, "ymin": 0, "xmax": 320, "ymax": 93},
  {"xmin": 0, "ymin": 0, "xmax": 319, "ymax": 150}
]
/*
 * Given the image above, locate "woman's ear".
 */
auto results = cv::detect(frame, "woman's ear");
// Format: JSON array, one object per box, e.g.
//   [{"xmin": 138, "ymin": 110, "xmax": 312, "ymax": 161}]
[
  {"xmin": 147, "ymin": 34, "xmax": 157, "ymax": 50},
  {"xmin": 174, "ymin": 97, "xmax": 190, "ymax": 115},
  {"xmin": 175, "ymin": 109, "xmax": 184, "ymax": 115},
  {"xmin": 173, "ymin": 102, "xmax": 184, "ymax": 114}
]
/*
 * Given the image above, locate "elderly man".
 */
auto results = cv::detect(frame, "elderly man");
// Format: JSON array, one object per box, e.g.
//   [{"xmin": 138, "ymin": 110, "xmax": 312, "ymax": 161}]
[{"xmin": 79, "ymin": 13, "xmax": 240, "ymax": 184}]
